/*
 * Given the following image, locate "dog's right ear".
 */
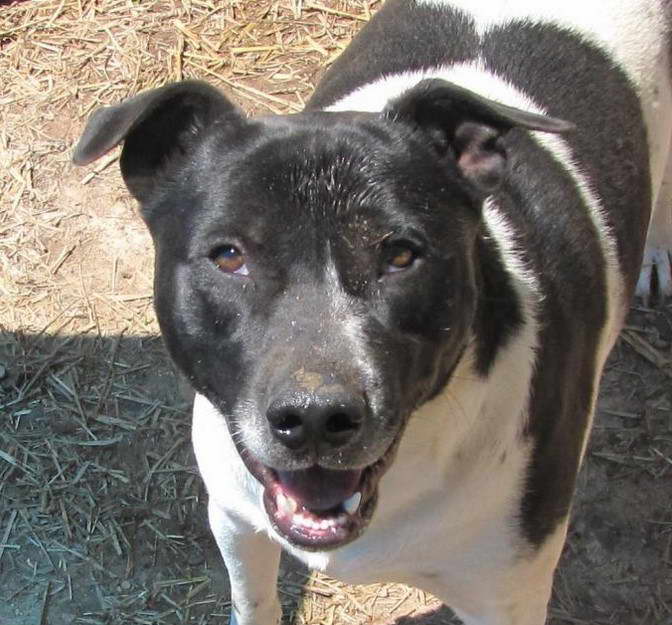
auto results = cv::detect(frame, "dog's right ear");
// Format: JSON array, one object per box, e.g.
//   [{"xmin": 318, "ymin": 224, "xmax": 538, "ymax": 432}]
[
  {"xmin": 73, "ymin": 81, "xmax": 242, "ymax": 203},
  {"xmin": 384, "ymin": 79, "xmax": 573, "ymax": 195}
]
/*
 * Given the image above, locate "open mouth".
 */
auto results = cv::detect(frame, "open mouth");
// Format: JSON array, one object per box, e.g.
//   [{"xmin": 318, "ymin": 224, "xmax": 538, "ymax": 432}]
[
  {"xmin": 263, "ymin": 465, "xmax": 375, "ymax": 550},
  {"xmin": 238, "ymin": 445, "xmax": 397, "ymax": 550}
]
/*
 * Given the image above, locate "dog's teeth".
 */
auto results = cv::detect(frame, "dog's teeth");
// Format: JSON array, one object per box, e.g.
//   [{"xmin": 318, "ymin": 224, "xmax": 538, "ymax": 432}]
[
  {"xmin": 343, "ymin": 492, "xmax": 361, "ymax": 515},
  {"xmin": 276, "ymin": 492, "xmax": 292, "ymax": 516},
  {"xmin": 276, "ymin": 491, "xmax": 299, "ymax": 517},
  {"xmin": 319, "ymin": 519, "xmax": 330, "ymax": 530},
  {"xmin": 293, "ymin": 513, "xmax": 305, "ymax": 526}
]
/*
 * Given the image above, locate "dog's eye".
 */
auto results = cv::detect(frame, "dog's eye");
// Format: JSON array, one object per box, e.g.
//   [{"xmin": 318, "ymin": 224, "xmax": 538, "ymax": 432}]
[
  {"xmin": 211, "ymin": 245, "xmax": 248, "ymax": 276},
  {"xmin": 383, "ymin": 244, "xmax": 418, "ymax": 274}
]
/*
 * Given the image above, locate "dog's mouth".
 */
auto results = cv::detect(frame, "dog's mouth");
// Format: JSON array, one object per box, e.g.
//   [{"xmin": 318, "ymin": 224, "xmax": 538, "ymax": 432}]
[
  {"xmin": 238, "ymin": 445, "xmax": 397, "ymax": 550},
  {"xmin": 263, "ymin": 463, "xmax": 378, "ymax": 550}
]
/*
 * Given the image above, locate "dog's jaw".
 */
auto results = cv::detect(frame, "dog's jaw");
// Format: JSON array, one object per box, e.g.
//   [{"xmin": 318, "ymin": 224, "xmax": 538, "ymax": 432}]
[{"xmin": 230, "ymin": 427, "xmax": 403, "ymax": 550}]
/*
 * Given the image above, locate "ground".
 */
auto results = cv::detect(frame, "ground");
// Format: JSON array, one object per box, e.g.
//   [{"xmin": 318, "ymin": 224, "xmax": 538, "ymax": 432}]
[{"xmin": 1, "ymin": 1, "xmax": 671, "ymax": 624}]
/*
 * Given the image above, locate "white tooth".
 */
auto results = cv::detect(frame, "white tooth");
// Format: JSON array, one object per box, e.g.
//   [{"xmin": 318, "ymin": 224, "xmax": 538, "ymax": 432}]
[
  {"xmin": 343, "ymin": 492, "xmax": 361, "ymax": 515},
  {"xmin": 319, "ymin": 519, "xmax": 330, "ymax": 530},
  {"xmin": 276, "ymin": 492, "xmax": 291, "ymax": 516},
  {"xmin": 335, "ymin": 513, "xmax": 348, "ymax": 526},
  {"xmin": 286, "ymin": 495, "xmax": 298, "ymax": 514}
]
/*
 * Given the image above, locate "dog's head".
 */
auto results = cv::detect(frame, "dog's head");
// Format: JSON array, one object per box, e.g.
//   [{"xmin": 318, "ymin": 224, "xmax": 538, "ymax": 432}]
[{"xmin": 74, "ymin": 80, "xmax": 569, "ymax": 550}]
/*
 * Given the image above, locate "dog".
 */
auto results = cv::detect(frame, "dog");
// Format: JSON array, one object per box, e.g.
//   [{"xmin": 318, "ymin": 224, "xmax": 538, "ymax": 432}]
[{"xmin": 73, "ymin": 1, "xmax": 672, "ymax": 623}]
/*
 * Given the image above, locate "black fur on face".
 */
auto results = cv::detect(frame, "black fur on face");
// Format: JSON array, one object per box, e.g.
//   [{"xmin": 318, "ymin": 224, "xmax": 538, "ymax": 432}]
[
  {"xmin": 72, "ymin": 79, "xmax": 569, "ymax": 473},
  {"xmin": 148, "ymin": 111, "xmax": 481, "ymax": 471}
]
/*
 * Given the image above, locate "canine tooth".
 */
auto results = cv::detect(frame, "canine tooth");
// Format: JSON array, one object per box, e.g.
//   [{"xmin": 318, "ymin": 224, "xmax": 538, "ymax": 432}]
[
  {"xmin": 286, "ymin": 495, "xmax": 298, "ymax": 514},
  {"xmin": 276, "ymin": 492, "xmax": 291, "ymax": 516},
  {"xmin": 343, "ymin": 492, "xmax": 361, "ymax": 515},
  {"xmin": 319, "ymin": 519, "xmax": 331, "ymax": 530}
]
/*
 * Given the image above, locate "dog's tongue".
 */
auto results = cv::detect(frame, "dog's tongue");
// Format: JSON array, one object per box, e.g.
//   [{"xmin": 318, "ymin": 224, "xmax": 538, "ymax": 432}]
[{"xmin": 277, "ymin": 467, "xmax": 362, "ymax": 511}]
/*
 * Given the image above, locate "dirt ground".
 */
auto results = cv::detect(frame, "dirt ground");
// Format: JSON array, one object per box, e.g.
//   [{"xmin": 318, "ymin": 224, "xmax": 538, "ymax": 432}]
[{"xmin": 1, "ymin": 1, "xmax": 671, "ymax": 624}]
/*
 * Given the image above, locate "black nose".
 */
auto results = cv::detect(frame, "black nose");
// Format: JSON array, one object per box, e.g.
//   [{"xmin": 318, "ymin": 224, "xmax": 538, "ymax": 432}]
[{"xmin": 266, "ymin": 387, "xmax": 365, "ymax": 451}]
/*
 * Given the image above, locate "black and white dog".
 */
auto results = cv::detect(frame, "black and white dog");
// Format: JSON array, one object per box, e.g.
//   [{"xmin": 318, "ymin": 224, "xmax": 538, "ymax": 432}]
[{"xmin": 73, "ymin": 1, "xmax": 672, "ymax": 623}]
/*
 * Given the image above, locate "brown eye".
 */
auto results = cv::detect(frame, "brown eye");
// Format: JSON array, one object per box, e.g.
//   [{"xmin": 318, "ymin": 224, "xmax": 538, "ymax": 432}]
[
  {"xmin": 384, "ymin": 245, "xmax": 418, "ymax": 274},
  {"xmin": 211, "ymin": 245, "xmax": 248, "ymax": 276}
]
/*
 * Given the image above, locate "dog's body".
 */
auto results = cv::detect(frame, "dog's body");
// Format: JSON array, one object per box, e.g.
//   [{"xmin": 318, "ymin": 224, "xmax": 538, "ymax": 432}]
[{"xmin": 74, "ymin": 1, "xmax": 672, "ymax": 624}]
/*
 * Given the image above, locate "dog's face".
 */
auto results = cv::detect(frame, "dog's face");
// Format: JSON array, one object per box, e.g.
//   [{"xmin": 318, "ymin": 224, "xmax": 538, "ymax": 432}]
[
  {"xmin": 154, "ymin": 111, "xmax": 481, "ymax": 548},
  {"xmin": 73, "ymin": 80, "xmax": 569, "ymax": 550}
]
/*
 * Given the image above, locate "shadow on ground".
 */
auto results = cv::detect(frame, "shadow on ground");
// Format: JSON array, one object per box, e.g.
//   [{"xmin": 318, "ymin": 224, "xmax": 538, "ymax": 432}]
[
  {"xmin": 0, "ymin": 331, "xmax": 231, "ymax": 624},
  {"xmin": 1, "ymin": 306, "xmax": 671, "ymax": 624}
]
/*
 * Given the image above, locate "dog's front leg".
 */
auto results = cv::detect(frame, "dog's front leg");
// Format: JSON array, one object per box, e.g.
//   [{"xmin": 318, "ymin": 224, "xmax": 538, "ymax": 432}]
[{"xmin": 209, "ymin": 501, "xmax": 282, "ymax": 625}]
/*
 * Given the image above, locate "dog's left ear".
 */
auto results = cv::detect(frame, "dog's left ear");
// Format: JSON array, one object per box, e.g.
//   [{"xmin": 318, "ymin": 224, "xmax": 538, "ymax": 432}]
[
  {"xmin": 73, "ymin": 81, "xmax": 242, "ymax": 204},
  {"xmin": 384, "ymin": 78, "xmax": 573, "ymax": 194}
]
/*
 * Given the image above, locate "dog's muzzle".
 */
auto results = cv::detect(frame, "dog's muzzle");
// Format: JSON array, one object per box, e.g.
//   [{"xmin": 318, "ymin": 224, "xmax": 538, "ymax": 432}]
[{"xmin": 233, "ymin": 377, "xmax": 401, "ymax": 550}]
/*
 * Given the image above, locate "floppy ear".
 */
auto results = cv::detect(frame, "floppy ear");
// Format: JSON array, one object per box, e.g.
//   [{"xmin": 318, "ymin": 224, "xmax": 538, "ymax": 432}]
[
  {"xmin": 72, "ymin": 80, "xmax": 242, "ymax": 203},
  {"xmin": 384, "ymin": 78, "xmax": 573, "ymax": 194}
]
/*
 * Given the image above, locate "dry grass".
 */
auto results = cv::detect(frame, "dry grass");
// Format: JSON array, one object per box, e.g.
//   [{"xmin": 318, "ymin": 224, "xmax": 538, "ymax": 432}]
[{"xmin": 1, "ymin": 1, "xmax": 671, "ymax": 624}]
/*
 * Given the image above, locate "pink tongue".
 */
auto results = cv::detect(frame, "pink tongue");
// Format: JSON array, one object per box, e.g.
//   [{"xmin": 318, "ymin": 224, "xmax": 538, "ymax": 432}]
[{"xmin": 277, "ymin": 467, "xmax": 362, "ymax": 511}]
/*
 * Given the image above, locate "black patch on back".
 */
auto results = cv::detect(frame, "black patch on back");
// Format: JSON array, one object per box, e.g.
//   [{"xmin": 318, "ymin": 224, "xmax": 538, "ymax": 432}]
[
  {"xmin": 495, "ymin": 128, "xmax": 607, "ymax": 546},
  {"xmin": 481, "ymin": 22, "xmax": 651, "ymax": 297},
  {"xmin": 307, "ymin": 0, "xmax": 479, "ymax": 110},
  {"xmin": 478, "ymin": 22, "xmax": 650, "ymax": 546}
]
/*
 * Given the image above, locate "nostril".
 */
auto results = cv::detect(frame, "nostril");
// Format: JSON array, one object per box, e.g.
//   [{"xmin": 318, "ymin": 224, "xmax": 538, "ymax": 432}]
[
  {"xmin": 322, "ymin": 409, "xmax": 362, "ymax": 447},
  {"xmin": 267, "ymin": 389, "xmax": 366, "ymax": 451},
  {"xmin": 325, "ymin": 412, "xmax": 361, "ymax": 435},
  {"xmin": 267, "ymin": 409, "xmax": 306, "ymax": 449},
  {"xmin": 273, "ymin": 412, "xmax": 303, "ymax": 435}
]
